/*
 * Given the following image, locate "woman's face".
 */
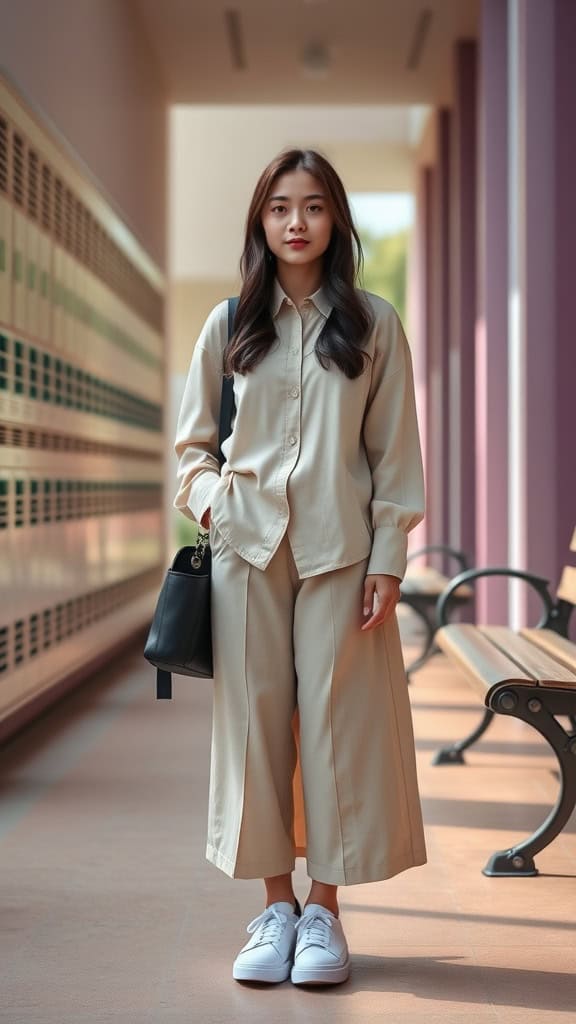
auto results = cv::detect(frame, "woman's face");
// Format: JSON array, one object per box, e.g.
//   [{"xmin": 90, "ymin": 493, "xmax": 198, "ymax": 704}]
[{"xmin": 261, "ymin": 168, "xmax": 334, "ymax": 268}]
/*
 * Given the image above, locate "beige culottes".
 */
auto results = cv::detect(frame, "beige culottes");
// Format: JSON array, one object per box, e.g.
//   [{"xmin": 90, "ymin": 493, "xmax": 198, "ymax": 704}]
[{"xmin": 206, "ymin": 526, "xmax": 427, "ymax": 885}]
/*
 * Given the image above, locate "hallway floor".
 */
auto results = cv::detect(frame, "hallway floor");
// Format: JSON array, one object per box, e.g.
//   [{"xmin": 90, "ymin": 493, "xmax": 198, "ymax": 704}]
[{"xmin": 1, "ymin": 611, "xmax": 575, "ymax": 1023}]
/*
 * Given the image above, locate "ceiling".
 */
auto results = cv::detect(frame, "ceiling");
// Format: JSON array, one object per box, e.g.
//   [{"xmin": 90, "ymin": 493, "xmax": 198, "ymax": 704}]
[{"xmin": 133, "ymin": 0, "xmax": 480, "ymax": 106}]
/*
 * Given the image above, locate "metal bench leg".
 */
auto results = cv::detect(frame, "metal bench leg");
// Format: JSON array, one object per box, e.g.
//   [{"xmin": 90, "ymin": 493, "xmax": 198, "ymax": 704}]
[
  {"xmin": 432, "ymin": 707, "xmax": 495, "ymax": 765},
  {"xmin": 482, "ymin": 686, "xmax": 576, "ymax": 877}
]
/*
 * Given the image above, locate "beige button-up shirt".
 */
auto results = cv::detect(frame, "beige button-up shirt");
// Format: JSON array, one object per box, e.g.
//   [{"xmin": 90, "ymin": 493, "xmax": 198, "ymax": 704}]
[{"xmin": 173, "ymin": 279, "xmax": 425, "ymax": 580}]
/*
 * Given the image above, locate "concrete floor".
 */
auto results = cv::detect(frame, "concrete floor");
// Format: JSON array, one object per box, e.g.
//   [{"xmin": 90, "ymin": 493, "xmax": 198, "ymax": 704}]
[{"xmin": 1, "ymin": 611, "xmax": 575, "ymax": 1023}]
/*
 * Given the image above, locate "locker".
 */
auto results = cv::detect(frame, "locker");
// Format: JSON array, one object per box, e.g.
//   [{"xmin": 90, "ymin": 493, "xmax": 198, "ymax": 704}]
[
  {"xmin": 0, "ymin": 194, "xmax": 11, "ymax": 326},
  {"xmin": 0, "ymin": 73, "xmax": 166, "ymax": 741}
]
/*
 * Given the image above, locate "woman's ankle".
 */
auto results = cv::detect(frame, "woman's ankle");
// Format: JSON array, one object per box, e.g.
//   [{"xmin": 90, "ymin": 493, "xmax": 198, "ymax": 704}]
[
  {"xmin": 264, "ymin": 873, "xmax": 296, "ymax": 908},
  {"xmin": 305, "ymin": 882, "xmax": 339, "ymax": 917},
  {"xmin": 265, "ymin": 894, "xmax": 297, "ymax": 908}
]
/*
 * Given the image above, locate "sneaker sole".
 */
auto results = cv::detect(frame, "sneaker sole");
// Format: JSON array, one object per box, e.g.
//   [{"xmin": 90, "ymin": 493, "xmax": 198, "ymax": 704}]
[
  {"xmin": 291, "ymin": 959, "xmax": 350, "ymax": 985},
  {"xmin": 233, "ymin": 963, "xmax": 292, "ymax": 984}
]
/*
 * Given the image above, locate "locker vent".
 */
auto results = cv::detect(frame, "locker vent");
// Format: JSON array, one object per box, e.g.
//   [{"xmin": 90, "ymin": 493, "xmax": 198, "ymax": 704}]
[
  {"xmin": 74, "ymin": 195, "xmax": 83, "ymax": 260},
  {"xmin": 0, "ymin": 421, "xmax": 160, "ymax": 459},
  {"xmin": 0, "ymin": 477, "xmax": 161, "ymax": 530},
  {"xmin": 0, "ymin": 106, "xmax": 164, "ymax": 335},
  {"xmin": 12, "ymin": 132, "xmax": 24, "ymax": 206},
  {"xmin": 0, "ymin": 565, "xmax": 164, "ymax": 677},
  {"xmin": 65, "ymin": 186, "xmax": 74, "ymax": 251},
  {"xmin": 0, "ymin": 336, "xmax": 162, "ymax": 430},
  {"xmin": 0, "ymin": 115, "xmax": 8, "ymax": 194},
  {"xmin": 54, "ymin": 175, "xmax": 64, "ymax": 244},
  {"xmin": 27, "ymin": 148, "xmax": 39, "ymax": 221},
  {"xmin": 41, "ymin": 162, "xmax": 52, "ymax": 232}
]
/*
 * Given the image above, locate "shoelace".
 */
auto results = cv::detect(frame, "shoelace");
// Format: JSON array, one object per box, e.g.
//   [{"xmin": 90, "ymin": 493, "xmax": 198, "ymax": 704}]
[
  {"xmin": 295, "ymin": 909, "xmax": 334, "ymax": 948},
  {"xmin": 246, "ymin": 906, "xmax": 289, "ymax": 947}
]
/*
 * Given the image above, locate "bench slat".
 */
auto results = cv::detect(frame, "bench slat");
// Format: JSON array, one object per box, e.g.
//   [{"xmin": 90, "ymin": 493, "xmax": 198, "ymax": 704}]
[
  {"xmin": 520, "ymin": 628, "xmax": 576, "ymax": 679},
  {"xmin": 435, "ymin": 624, "xmax": 535, "ymax": 699},
  {"xmin": 479, "ymin": 626, "xmax": 576, "ymax": 687}
]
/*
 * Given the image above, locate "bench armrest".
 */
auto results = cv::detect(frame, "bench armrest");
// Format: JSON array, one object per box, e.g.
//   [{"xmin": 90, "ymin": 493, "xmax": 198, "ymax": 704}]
[
  {"xmin": 435, "ymin": 567, "xmax": 554, "ymax": 629},
  {"xmin": 407, "ymin": 544, "xmax": 471, "ymax": 573}
]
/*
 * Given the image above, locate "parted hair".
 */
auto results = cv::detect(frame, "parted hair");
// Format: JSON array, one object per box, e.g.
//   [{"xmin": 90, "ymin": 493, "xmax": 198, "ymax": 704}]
[{"xmin": 224, "ymin": 149, "xmax": 374, "ymax": 379}]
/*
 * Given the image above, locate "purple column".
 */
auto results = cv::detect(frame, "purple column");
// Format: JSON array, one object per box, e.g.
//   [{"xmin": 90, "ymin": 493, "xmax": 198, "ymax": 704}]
[
  {"xmin": 554, "ymin": 0, "xmax": 576, "ymax": 640},
  {"xmin": 427, "ymin": 110, "xmax": 451, "ymax": 569},
  {"xmin": 449, "ymin": 40, "xmax": 478, "ymax": 592},
  {"xmin": 475, "ymin": 0, "xmax": 509, "ymax": 622},
  {"xmin": 407, "ymin": 165, "xmax": 431, "ymax": 556},
  {"xmin": 508, "ymin": 0, "xmax": 556, "ymax": 626}
]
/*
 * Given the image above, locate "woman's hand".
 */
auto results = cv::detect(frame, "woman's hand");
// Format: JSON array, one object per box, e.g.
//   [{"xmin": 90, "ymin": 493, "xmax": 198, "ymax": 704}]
[
  {"xmin": 361, "ymin": 573, "xmax": 401, "ymax": 631},
  {"xmin": 200, "ymin": 508, "xmax": 211, "ymax": 529}
]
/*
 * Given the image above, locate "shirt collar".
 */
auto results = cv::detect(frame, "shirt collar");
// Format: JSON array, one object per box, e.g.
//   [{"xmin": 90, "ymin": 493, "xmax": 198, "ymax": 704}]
[{"xmin": 271, "ymin": 277, "xmax": 332, "ymax": 320}]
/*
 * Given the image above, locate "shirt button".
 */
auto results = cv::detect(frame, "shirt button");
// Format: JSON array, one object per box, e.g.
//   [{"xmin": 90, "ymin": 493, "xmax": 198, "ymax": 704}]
[
  {"xmin": 290, "ymin": 386, "xmax": 300, "ymax": 398},
  {"xmin": 288, "ymin": 435, "xmax": 298, "ymax": 446}
]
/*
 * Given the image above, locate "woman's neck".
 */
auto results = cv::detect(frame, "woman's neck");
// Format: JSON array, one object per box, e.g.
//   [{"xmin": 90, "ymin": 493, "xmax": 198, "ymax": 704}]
[{"xmin": 276, "ymin": 260, "xmax": 324, "ymax": 309}]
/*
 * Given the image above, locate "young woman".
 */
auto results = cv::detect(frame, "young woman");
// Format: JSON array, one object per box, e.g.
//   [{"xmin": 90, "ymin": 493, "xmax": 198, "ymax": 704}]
[{"xmin": 173, "ymin": 149, "xmax": 426, "ymax": 987}]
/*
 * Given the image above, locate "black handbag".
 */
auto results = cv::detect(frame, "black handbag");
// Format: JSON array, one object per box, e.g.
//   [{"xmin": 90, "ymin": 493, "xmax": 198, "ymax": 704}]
[{"xmin": 144, "ymin": 297, "xmax": 238, "ymax": 699}]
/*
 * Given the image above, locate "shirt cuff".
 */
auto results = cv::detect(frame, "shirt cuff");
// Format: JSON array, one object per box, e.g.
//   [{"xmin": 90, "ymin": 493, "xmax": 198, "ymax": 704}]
[
  {"xmin": 187, "ymin": 471, "xmax": 222, "ymax": 525},
  {"xmin": 367, "ymin": 526, "xmax": 408, "ymax": 580}
]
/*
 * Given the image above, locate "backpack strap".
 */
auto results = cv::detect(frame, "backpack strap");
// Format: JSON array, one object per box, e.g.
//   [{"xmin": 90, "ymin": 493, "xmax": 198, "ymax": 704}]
[{"xmin": 218, "ymin": 297, "xmax": 239, "ymax": 466}]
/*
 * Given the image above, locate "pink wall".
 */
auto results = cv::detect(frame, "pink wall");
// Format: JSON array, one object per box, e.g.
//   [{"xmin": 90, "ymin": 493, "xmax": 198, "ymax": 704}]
[
  {"xmin": 513, "ymin": 0, "xmax": 557, "ymax": 625},
  {"xmin": 475, "ymin": 0, "xmax": 509, "ymax": 622},
  {"xmin": 0, "ymin": 0, "xmax": 167, "ymax": 267}
]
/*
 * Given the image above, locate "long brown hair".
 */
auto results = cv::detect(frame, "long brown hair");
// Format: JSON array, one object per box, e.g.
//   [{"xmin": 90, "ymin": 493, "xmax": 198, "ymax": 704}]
[{"xmin": 224, "ymin": 149, "xmax": 374, "ymax": 379}]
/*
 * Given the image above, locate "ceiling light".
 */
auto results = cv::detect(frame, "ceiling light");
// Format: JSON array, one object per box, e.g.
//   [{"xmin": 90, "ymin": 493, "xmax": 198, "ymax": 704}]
[{"xmin": 300, "ymin": 40, "xmax": 331, "ymax": 78}]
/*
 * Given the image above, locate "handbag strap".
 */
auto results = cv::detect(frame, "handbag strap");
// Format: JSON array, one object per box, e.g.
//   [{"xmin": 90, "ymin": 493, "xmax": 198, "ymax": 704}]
[
  {"xmin": 156, "ymin": 669, "xmax": 172, "ymax": 701},
  {"xmin": 155, "ymin": 297, "xmax": 240, "ymax": 702},
  {"xmin": 218, "ymin": 297, "xmax": 239, "ymax": 466}
]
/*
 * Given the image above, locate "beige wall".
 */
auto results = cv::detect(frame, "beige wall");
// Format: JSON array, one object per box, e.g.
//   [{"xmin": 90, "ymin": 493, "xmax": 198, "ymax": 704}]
[
  {"xmin": 170, "ymin": 105, "xmax": 420, "ymax": 280},
  {"xmin": 170, "ymin": 105, "xmax": 424, "ymax": 373},
  {"xmin": 171, "ymin": 278, "xmax": 240, "ymax": 376},
  {"xmin": 0, "ymin": 0, "xmax": 167, "ymax": 267}
]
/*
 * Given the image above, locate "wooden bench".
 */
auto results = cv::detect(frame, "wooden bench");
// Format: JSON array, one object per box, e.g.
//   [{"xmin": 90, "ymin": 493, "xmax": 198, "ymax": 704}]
[
  {"xmin": 400, "ymin": 544, "xmax": 474, "ymax": 678},
  {"xmin": 431, "ymin": 529, "xmax": 576, "ymax": 877}
]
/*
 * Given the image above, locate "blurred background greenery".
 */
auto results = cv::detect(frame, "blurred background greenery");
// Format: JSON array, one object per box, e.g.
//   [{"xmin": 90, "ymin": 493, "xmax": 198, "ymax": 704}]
[
  {"xmin": 357, "ymin": 227, "xmax": 408, "ymax": 326},
  {"xmin": 175, "ymin": 515, "xmax": 201, "ymax": 548},
  {"xmin": 350, "ymin": 190, "xmax": 412, "ymax": 326}
]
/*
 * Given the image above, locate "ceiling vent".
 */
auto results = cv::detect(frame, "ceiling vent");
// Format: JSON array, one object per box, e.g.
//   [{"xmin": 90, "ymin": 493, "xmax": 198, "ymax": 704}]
[
  {"xmin": 224, "ymin": 9, "xmax": 246, "ymax": 70},
  {"xmin": 407, "ymin": 8, "xmax": 433, "ymax": 70}
]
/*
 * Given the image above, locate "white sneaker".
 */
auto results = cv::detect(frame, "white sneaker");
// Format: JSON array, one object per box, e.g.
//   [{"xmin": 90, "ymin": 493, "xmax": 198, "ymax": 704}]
[
  {"xmin": 233, "ymin": 901, "xmax": 301, "ymax": 983},
  {"xmin": 291, "ymin": 903, "xmax": 350, "ymax": 985}
]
